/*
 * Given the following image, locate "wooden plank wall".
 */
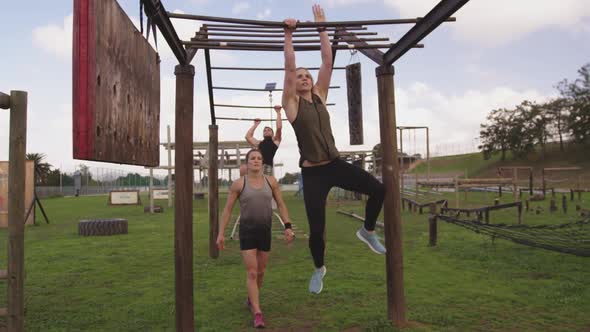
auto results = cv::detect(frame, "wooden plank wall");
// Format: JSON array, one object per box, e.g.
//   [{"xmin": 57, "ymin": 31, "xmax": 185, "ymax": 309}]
[
  {"xmin": 0, "ymin": 161, "xmax": 35, "ymax": 228},
  {"xmin": 73, "ymin": 0, "xmax": 160, "ymax": 166}
]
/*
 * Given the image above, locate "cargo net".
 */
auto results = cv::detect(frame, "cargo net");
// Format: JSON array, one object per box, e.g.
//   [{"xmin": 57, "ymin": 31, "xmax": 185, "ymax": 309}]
[{"xmin": 437, "ymin": 215, "xmax": 590, "ymax": 257}]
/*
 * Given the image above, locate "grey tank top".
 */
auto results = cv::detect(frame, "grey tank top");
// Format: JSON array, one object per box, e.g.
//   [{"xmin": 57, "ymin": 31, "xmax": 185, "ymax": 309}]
[{"xmin": 239, "ymin": 175, "xmax": 273, "ymax": 227}]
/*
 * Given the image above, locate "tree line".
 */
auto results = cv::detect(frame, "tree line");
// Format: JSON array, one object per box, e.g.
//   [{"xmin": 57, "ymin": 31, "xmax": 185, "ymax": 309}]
[{"xmin": 479, "ymin": 63, "xmax": 590, "ymax": 160}]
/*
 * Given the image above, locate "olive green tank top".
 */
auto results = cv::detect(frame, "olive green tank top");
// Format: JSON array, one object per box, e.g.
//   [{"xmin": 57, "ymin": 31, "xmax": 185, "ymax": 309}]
[{"xmin": 291, "ymin": 94, "xmax": 340, "ymax": 166}]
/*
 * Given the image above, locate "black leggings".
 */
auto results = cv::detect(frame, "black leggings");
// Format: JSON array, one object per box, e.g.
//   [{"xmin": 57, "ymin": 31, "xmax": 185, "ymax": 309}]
[{"xmin": 302, "ymin": 158, "xmax": 385, "ymax": 268}]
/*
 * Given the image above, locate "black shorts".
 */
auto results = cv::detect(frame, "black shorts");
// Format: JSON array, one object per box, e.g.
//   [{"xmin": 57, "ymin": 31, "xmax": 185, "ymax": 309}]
[{"xmin": 239, "ymin": 224, "xmax": 272, "ymax": 252}]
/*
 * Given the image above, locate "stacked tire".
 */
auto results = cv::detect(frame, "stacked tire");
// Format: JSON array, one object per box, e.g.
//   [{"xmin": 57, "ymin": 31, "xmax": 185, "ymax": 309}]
[{"xmin": 78, "ymin": 218, "xmax": 128, "ymax": 236}]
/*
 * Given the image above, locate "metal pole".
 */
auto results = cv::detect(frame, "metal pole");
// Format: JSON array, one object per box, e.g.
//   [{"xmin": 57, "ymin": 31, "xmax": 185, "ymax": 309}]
[
  {"xmin": 7, "ymin": 90, "xmax": 27, "ymax": 331},
  {"xmin": 375, "ymin": 66, "xmax": 406, "ymax": 326},
  {"xmin": 174, "ymin": 64, "xmax": 195, "ymax": 331}
]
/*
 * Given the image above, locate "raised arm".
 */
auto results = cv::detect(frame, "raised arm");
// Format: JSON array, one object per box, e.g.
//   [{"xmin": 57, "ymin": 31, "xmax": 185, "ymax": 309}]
[
  {"xmin": 273, "ymin": 105, "xmax": 282, "ymax": 146},
  {"xmin": 245, "ymin": 119, "xmax": 261, "ymax": 148},
  {"xmin": 269, "ymin": 176, "xmax": 294, "ymax": 243},
  {"xmin": 282, "ymin": 18, "xmax": 299, "ymax": 123},
  {"xmin": 312, "ymin": 4, "xmax": 333, "ymax": 103},
  {"xmin": 216, "ymin": 179, "xmax": 242, "ymax": 250}
]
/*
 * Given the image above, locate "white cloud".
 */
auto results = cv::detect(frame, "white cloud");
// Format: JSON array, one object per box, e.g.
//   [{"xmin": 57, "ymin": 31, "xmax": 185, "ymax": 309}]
[
  {"xmin": 383, "ymin": 0, "xmax": 590, "ymax": 47},
  {"xmin": 32, "ymin": 14, "xmax": 73, "ymax": 60},
  {"xmin": 324, "ymin": 0, "xmax": 375, "ymax": 7},
  {"xmin": 232, "ymin": 2, "xmax": 251, "ymax": 15},
  {"xmin": 257, "ymin": 8, "xmax": 272, "ymax": 19}
]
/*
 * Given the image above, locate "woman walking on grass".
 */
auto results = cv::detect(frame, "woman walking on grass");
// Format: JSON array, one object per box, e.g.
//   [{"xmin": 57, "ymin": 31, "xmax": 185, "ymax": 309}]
[{"xmin": 217, "ymin": 149, "xmax": 295, "ymax": 328}]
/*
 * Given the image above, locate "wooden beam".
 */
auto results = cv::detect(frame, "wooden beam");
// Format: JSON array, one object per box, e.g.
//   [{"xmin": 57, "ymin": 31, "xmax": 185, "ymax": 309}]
[
  {"xmin": 0, "ymin": 91, "xmax": 10, "ymax": 109},
  {"xmin": 209, "ymin": 125, "xmax": 220, "ymax": 259},
  {"xmin": 383, "ymin": 0, "xmax": 466, "ymax": 65},
  {"xmin": 8, "ymin": 90, "xmax": 27, "ymax": 331},
  {"xmin": 173, "ymin": 65, "xmax": 195, "ymax": 331},
  {"xmin": 340, "ymin": 30, "xmax": 384, "ymax": 65},
  {"xmin": 142, "ymin": 0, "xmax": 187, "ymax": 64},
  {"xmin": 376, "ymin": 65, "xmax": 406, "ymax": 326}
]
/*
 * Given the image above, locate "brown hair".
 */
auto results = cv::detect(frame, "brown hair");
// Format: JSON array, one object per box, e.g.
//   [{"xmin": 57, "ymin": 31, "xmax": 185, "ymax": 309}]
[{"xmin": 245, "ymin": 149, "xmax": 262, "ymax": 162}]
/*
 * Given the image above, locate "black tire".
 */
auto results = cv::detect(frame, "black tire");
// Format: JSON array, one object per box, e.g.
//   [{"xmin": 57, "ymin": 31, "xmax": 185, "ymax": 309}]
[{"xmin": 78, "ymin": 218, "xmax": 128, "ymax": 236}]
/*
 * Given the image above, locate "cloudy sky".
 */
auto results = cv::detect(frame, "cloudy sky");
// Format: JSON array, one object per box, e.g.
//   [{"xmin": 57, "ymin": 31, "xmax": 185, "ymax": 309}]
[{"xmin": 1, "ymin": 0, "xmax": 589, "ymax": 179}]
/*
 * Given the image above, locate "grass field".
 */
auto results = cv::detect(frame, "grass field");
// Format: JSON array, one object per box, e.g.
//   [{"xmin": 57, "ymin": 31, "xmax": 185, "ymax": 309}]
[{"xmin": 1, "ymin": 191, "xmax": 589, "ymax": 331}]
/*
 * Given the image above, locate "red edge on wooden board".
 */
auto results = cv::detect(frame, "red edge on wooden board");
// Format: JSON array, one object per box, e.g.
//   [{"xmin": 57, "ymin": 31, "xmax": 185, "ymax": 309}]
[{"xmin": 73, "ymin": 0, "xmax": 95, "ymax": 160}]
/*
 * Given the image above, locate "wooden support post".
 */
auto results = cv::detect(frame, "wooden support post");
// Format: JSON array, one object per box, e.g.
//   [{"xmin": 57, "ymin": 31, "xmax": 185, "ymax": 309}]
[
  {"xmin": 428, "ymin": 203, "xmax": 437, "ymax": 247},
  {"xmin": 529, "ymin": 171, "xmax": 533, "ymax": 196},
  {"xmin": 401, "ymin": 199, "xmax": 405, "ymax": 211},
  {"xmin": 498, "ymin": 185, "xmax": 502, "ymax": 197},
  {"xmin": 517, "ymin": 202, "xmax": 522, "ymax": 224},
  {"xmin": 0, "ymin": 91, "xmax": 10, "ymax": 109},
  {"xmin": 415, "ymin": 172, "xmax": 419, "ymax": 198},
  {"xmin": 551, "ymin": 188, "xmax": 555, "ymax": 198},
  {"xmin": 167, "ymin": 125, "xmax": 173, "ymax": 208},
  {"xmin": 484, "ymin": 209, "xmax": 490, "ymax": 224},
  {"xmin": 208, "ymin": 125, "xmax": 220, "ymax": 259},
  {"xmin": 549, "ymin": 198, "xmax": 557, "ymax": 213},
  {"xmin": 426, "ymin": 127, "xmax": 430, "ymax": 182},
  {"xmin": 562, "ymin": 194, "xmax": 567, "ymax": 214},
  {"xmin": 149, "ymin": 168, "xmax": 154, "ymax": 213},
  {"xmin": 376, "ymin": 65, "xmax": 406, "ymax": 326},
  {"xmin": 173, "ymin": 65, "xmax": 195, "ymax": 331},
  {"xmin": 454, "ymin": 176, "xmax": 459, "ymax": 208},
  {"xmin": 541, "ymin": 168, "xmax": 546, "ymax": 197},
  {"xmin": 7, "ymin": 90, "xmax": 27, "ymax": 331}
]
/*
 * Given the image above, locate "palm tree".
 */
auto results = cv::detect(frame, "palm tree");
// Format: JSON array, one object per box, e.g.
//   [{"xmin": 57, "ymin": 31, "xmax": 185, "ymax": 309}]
[{"xmin": 26, "ymin": 153, "xmax": 52, "ymax": 184}]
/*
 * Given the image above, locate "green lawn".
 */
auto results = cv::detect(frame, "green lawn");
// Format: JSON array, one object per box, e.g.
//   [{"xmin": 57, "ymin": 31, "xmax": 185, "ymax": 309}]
[{"xmin": 1, "ymin": 191, "xmax": 589, "ymax": 331}]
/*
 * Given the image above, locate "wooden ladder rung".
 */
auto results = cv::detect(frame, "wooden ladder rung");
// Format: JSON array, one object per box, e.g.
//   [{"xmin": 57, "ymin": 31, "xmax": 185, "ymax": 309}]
[
  {"xmin": 0, "ymin": 307, "xmax": 7, "ymax": 316},
  {"xmin": 0, "ymin": 269, "xmax": 7, "ymax": 280}
]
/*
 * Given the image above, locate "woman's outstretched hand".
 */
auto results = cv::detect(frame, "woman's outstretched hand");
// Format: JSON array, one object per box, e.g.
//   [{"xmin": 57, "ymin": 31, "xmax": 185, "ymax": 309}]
[{"xmin": 313, "ymin": 4, "xmax": 326, "ymax": 23}]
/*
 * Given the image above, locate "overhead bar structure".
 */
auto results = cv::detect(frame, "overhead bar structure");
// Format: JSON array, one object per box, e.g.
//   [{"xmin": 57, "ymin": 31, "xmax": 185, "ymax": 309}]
[
  {"xmin": 169, "ymin": 12, "xmax": 456, "ymax": 27},
  {"xmin": 138, "ymin": 0, "xmax": 468, "ymax": 328},
  {"xmin": 214, "ymin": 103, "xmax": 335, "ymax": 109},
  {"xmin": 212, "ymin": 85, "xmax": 340, "ymax": 92},
  {"xmin": 211, "ymin": 66, "xmax": 347, "ymax": 71},
  {"xmin": 198, "ymin": 31, "xmax": 379, "ymax": 38},
  {"xmin": 204, "ymin": 26, "xmax": 368, "ymax": 33},
  {"xmin": 383, "ymin": 0, "xmax": 464, "ymax": 65}
]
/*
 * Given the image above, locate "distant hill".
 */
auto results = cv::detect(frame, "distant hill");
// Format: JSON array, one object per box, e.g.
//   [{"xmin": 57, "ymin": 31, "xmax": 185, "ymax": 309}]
[{"xmin": 411, "ymin": 143, "xmax": 590, "ymax": 188}]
